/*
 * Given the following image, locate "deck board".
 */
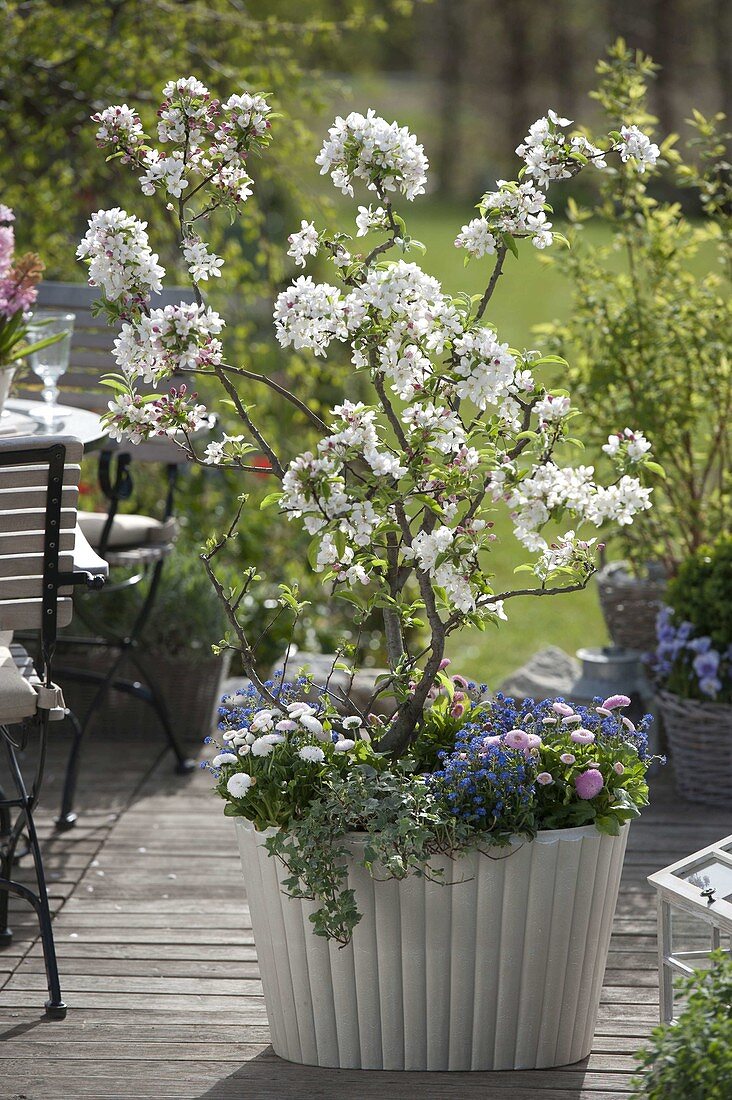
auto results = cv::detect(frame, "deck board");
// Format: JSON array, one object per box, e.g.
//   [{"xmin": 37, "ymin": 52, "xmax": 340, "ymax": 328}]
[{"xmin": 1, "ymin": 715, "xmax": 730, "ymax": 1099}]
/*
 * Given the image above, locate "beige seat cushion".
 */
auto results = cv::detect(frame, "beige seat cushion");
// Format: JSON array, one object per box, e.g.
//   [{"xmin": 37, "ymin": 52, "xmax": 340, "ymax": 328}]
[
  {"xmin": 77, "ymin": 512, "xmax": 178, "ymax": 551},
  {"xmin": 0, "ymin": 630, "xmax": 37, "ymax": 723}
]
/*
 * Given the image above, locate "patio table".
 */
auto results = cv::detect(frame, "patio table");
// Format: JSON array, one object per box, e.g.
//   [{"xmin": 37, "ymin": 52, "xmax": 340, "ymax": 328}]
[{"xmin": 1, "ymin": 398, "xmax": 107, "ymax": 450}]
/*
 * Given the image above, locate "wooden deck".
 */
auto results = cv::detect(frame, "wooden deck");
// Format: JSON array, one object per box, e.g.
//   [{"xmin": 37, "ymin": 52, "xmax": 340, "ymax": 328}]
[{"xmin": 1, "ymin": 714, "xmax": 730, "ymax": 1099}]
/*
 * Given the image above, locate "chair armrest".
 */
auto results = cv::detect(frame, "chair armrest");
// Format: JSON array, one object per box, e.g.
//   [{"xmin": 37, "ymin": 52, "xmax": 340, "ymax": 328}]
[{"xmin": 68, "ymin": 525, "xmax": 109, "ymax": 586}]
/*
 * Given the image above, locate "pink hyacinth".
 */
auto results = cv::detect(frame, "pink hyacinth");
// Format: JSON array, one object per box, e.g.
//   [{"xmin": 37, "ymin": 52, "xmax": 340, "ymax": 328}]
[
  {"xmin": 575, "ymin": 769, "xmax": 604, "ymax": 799},
  {"xmin": 602, "ymin": 694, "xmax": 631, "ymax": 710},
  {"xmin": 0, "ymin": 225, "xmax": 14, "ymax": 279},
  {"xmin": 0, "ymin": 276, "xmax": 38, "ymax": 320}
]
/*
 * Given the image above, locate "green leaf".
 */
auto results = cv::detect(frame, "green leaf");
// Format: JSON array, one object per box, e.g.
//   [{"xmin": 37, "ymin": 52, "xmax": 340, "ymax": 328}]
[{"xmin": 501, "ymin": 233, "xmax": 519, "ymax": 259}]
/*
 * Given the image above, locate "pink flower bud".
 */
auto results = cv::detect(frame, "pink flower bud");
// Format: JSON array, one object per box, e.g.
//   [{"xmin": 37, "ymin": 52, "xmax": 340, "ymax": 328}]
[
  {"xmin": 613, "ymin": 762, "xmax": 625, "ymax": 775},
  {"xmin": 438, "ymin": 658, "xmax": 451, "ymax": 670}
]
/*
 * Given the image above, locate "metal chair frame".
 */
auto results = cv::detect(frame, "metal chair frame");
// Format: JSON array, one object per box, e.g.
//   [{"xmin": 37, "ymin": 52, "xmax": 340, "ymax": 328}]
[
  {"xmin": 54, "ymin": 458, "xmax": 194, "ymax": 831},
  {"xmin": 0, "ymin": 439, "xmax": 104, "ymax": 1019},
  {"xmin": 21, "ymin": 283, "xmax": 200, "ymax": 828}
]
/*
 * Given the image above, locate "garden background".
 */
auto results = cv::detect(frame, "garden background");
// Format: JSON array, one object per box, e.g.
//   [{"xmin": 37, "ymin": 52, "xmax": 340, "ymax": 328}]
[{"xmin": 1, "ymin": 0, "xmax": 728, "ymax": 683}]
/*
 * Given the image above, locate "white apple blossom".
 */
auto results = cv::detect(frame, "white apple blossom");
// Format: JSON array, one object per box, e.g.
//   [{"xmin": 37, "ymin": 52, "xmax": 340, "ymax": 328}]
[
  {"xmin": 534, "ymin": 531, "xmax": 597, "ymax": 581},
  {"xmin": 454, "ymin": 218, "xmax": 497, "ymax": 259},
  {"xmin": 535, "ymin": 394, "xmax": 571, "ymax": 423},
  {"xmin": 516, "ymin": 112, "xmax": 574, "ymax": 187},
  {"xmin": 183, "ymin": 237, "xmax": 224, "ymax": 281},
  {"xmin": 355, "ymin": 205, "xmax": 388, "ymax": 236},
  {"xmin": 92, "ymin": 104, "xmax": 144, "ymax": 154},
  {"xmin": 316, "ymin": 109, "xmax": 428, "ymax": 200},
  {"xmin": 77, "ymin": 208, "xmax": 165, "ymax": 305},
  {"xmin": 602, "ymin": 428, "xmax": 652, "ymax": 462},
  {"xmin": 217, "ymin": 92, "xmax": 272, "ymax": 145},
  {"xmin": 618, "ymin": 125, "xmax": 660, "ymax": 172},
  {"xmin": 287, "ymin": 221, "xmax": 320, "ymax": 267},
  {"xmin": 274, "ymin": 276, "xmax": 347, "ymax": 356},
  {"xmin": 113, "ymin": 302, "xmax": 224, "ymax": 383},
  {"xmin": 402, "ymin": 403, "xmax": 466, "ymax": 453},
  {"xmin": 203, "ymin": 434, "xmax": 246, "ymax": 466},
  {"xmin": 452, "ymin": 328, "xmax": 517, "ymax": 410},
  {"xmin": 106, "ymin": 385, "xmax": 207, "ymax": 445},
  {"xmin": 319, "ymin": 401, "xmax": 406, "ymax": 480},
  {"xmin": 139, "ymin": 150, "xmax": 188, "ymax": 198}
]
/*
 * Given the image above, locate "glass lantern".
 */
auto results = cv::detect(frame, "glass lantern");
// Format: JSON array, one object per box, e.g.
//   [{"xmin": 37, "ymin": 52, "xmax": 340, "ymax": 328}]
[{"xmin": 648, "ymin": 834, "xmax": 732, "ymax": 1022}]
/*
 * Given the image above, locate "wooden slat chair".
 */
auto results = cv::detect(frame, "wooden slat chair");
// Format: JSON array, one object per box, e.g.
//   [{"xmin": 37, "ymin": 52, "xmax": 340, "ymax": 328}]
[
  {"xmin": 0, "ymin": 435, "xmax": 107, "ymax": 1019},
  {"xmin": 19, "ymin": 282, "xmax": 202, "ymax": 827}
]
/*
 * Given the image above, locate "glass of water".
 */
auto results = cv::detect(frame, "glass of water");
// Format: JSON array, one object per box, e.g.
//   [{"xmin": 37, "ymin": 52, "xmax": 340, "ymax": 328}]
[{"xmin": 26, "ymin": 311, "xmax": 75, "ymax": 427}]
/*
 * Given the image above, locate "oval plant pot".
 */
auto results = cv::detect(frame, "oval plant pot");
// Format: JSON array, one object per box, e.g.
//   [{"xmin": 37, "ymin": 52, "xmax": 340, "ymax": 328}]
[
  {"xmin": 596, "ymin": 560, "xmax": 666, "ymax": 654},
  {"xmin": 657, "ymin": 689, "xmax": 732, "ymax": 806},
  {"xmin": 235, "ymin": 819, "xmax": 629, "ymax": 1070}
]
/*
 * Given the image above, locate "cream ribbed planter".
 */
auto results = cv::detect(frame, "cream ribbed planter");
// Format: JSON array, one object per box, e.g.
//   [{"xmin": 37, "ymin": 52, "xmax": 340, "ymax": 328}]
[{"xmin": 235, "ymin": 819, "xmax": 629, "ymax": 1070}]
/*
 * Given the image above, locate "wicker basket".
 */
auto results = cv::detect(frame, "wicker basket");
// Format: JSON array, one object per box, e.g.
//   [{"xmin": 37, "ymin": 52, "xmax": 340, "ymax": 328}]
[
  {"xmin": 60, "ymin": 647, "xmax": 230, "ymax": 742},
  {"xmin": 596, "ymin": 561, "xmax": 667, "ymax": 654},
  {"xmin": 657, "ymin": 689, "xmax": 732, "ymax": 806}
]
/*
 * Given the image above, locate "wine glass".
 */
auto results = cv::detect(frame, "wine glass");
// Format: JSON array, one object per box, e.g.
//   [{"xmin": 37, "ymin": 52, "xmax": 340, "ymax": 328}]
[{"xmin": 26, "ymin": 311, "xmax": 75, "ymax": 427}]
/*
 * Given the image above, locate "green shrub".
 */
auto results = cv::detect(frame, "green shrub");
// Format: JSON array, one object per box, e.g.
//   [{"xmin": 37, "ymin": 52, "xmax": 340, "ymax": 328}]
[
  {"xmin": 632, "ymin": 951, "xmax": 732, "ymax": 1100},
  {"xmin": 667, "ymin": 534, "xmax": 732, "ymax": 650},
  {"xmin": 541, "ymin": 40, "xmax": 732, "ymax": 576}
]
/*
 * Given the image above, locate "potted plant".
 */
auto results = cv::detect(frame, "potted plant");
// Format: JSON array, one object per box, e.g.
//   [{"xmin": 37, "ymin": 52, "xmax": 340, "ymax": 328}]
[
  {"xmin": 632, "ymin": 950, "xmax": 732, "ymax": 1099},
  {"xmin": 650, "ymin": 535, "xmax": 732, "ymax": 806},
  {"xmin": 538, "ymin": 42, "xmax": 731, "ymax": 653},
  {"xmin": 66, "ymin": 544, "xmax": 233, "ymax": 739},
  {"xmin": 0, "ymin": 204, "xmax": 62, "ymax": 412},
  {"xmin": 80, "ymin": 77, "xmax": 661, "ymax": 1069}
]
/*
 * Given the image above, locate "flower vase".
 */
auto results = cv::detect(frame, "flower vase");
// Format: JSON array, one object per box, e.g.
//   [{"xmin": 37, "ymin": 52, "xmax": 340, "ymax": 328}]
[{"xmin": 0, "ymin": 365, "xmax": 17, "ymax": 416}]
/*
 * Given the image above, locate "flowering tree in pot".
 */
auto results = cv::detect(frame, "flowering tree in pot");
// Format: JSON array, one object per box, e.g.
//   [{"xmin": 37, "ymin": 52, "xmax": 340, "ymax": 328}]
[{"xmin": 80, "ymin": 77, "xmax": 661, "ymax": 1070}]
